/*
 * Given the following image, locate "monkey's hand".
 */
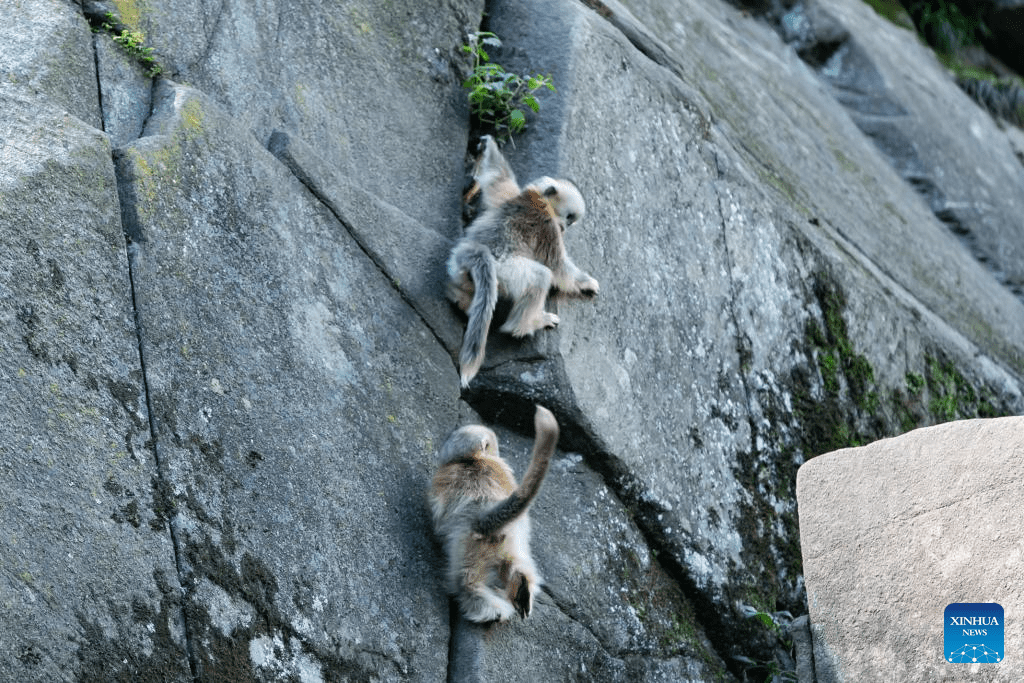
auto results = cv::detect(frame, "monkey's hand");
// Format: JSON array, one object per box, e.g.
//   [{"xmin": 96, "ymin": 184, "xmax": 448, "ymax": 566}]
[{"xmin": 576, "ymin": 276, "xmax": 599, "ymax": 299}]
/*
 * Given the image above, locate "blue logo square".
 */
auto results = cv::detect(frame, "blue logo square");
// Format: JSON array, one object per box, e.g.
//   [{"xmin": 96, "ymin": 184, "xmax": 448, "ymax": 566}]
[{"xmin": 945, "ymin": 603, "xmax": 1004, "ymax": 664}]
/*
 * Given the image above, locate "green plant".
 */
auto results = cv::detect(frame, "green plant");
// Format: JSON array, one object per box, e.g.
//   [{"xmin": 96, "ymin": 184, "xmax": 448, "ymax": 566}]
[
  {"xmin": 461, "ymin": 32, "xmax": 555, "ymax": 140},
  {"xmin": 861, "ymin": 0, "xmax": 915, "ymax": 29},
  {"xmin": 908, "ymin": 0, "xmax": 988, "ymax": 54},
  {"xmin": 736, "ymin": 608, "xmax": 799, "ymax": 682},
  {"xmin": 99, "ymin": 13, "xmax": 162, "ymax": 77}
]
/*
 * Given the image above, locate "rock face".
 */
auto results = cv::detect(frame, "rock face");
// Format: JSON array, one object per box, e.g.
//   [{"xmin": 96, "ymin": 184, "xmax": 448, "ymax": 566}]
[
  {"xmin": 2, "ymin": 0, "xmax": 1022, "ymax": 681},
  {"xmin": 1, "ymin": 82, "xmax": 190, "ymax": 683},
  {"xmin": 798, "ymin": 418, "xmax": 1024, "ymax": 682},
  {"xmin": 777, "ymin": 0, "xmax": 1024, "ymax": 298}
]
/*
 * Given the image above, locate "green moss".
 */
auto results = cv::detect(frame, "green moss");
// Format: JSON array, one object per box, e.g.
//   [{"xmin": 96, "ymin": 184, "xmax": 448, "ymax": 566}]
[
  {"xmin": 796, "ymin": 272, "xmax": 1016, "ymax": 462},
  {"xmin": 180, "ymin": 98, "xmax": 205, "ymax": 139},
  {"xmin": 112, "ymin": 0, "xmax": 148, "ymax": 32},
  {"xmin": 660, "ymin": 613, "xmax": 699, "ymax": 650},
  {"xmin": 801, "ymin": 274, "xmax": 878, "ymax": 422},
  {"xmin": 861, "ymin": 0, "xmax": 916, "ymax": 29},
  {"xmin": 832, "ymin": 148, "xmax": 860, "ymax": 174},
  {"xmin": 618, "ymin": 549, "xmax": 726, "ymax": 677},
  {"xmin": 906, "ymin": 371, "xmax": 924, "ymax": 394},
  {"xmin": 922, "ymin": 355, "xmax": 998, "ymax": 422},
  {"xmin": 122, "ymin": 94, "xmax": 207, "ymax": 224}
]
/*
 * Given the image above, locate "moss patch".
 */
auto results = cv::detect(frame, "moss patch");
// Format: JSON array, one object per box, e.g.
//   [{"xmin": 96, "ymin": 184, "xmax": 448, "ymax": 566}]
[
  {"xmin": 618, "ymin": 549, "xmax": 726, "ymax": 677},
  {"xmin": 73, "ymin": 569, "xmax": 190, "ymax": 682},
  {"xmin": 743, "ymin": 269, "xmax": 1017, "ymax": 619},
  {"xmin": 112, "ymin": 0, "xmax": 149, "ymax": 32},
  {"xmin": 794, "ymin": 271, "xmax": 1015, "ymax": 461},
  {"xmin": 861, "ymin": 0, "xmax": 916, "ymax": 29}
]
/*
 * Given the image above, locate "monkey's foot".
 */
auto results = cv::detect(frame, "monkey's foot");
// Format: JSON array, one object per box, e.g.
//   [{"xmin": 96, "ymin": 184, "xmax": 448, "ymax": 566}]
[{"xmin": 499, "ymin": 312, "xmax": 558, "ymax": 338}]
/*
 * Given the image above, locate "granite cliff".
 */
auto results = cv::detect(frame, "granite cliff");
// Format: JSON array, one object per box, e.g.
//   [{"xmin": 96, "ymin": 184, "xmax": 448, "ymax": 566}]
[{"xmin": 2, "ymin": 0, "xmax": 1022, "ymax": 680}]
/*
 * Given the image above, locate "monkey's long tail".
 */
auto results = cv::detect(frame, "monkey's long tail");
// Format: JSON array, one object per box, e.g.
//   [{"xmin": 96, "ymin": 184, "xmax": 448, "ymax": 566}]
[
  {"xmin": 459, "ymin": 243, "xmax": 498, "ymax": 388},
  {"xmin": 474, "ymin": 406, "xmax": 558, "ymax": 536}
]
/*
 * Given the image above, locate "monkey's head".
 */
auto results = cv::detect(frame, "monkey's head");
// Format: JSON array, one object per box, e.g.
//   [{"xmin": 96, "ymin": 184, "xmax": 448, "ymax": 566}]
[
  {"xmin": 439, "ymin": 424, "xmax": 499, "ymax": 462},
  {"xmin": 527, "ymin": 177, "xmax": 585, "ymax": 230}
]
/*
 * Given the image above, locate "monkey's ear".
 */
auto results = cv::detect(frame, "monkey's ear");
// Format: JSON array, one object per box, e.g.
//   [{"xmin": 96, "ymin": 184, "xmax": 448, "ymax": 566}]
[{"xmin": 542, "ymin": 185, "xmax": 558, "ymax": 198}]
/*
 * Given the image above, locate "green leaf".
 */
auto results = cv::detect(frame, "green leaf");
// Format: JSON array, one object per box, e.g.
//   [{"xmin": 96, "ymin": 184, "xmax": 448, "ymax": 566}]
[
  {"xmin": 509, "ymin": 109, "xmax": 526, "ymax": 131},
  {"xmin": 461, "ymin": 31, "xmax": 557, "ymax": 140}
]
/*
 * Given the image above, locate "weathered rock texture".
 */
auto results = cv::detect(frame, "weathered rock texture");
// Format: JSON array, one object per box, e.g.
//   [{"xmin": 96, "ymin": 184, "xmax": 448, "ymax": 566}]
[
  {"xmin": 776, "ymin": 0, "xmax": 1024, "ymax": 298},
  {"xmin": 2, "ymin": 0, "xmax": 1022, "ymax": 680},
  {"xmin": 798, "ymin": 417, "xmax": 1024, "ymax": 682}
]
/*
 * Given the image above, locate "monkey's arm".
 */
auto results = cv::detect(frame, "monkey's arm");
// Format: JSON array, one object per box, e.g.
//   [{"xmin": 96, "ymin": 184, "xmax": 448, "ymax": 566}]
[
  {"xmin": 551, "ymin": 252, "xmax": 599, "ymax": 298},
  {"xmin": 473, "ymin": 406, "xmax": 558, "ymax": 537}
]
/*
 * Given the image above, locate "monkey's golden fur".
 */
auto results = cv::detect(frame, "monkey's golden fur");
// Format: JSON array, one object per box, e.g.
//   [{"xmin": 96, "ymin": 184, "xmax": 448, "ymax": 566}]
[{"xmin": 429, "ymin": 405, "xmax": 559, "ymax": 623}]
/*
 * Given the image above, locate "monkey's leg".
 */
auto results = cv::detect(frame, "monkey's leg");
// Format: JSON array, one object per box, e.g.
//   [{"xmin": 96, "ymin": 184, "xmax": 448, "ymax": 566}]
[
  {"xmin": 497, "ymin": 257, "xmax": 557, "ymax": 337},
  {"xmin": 474, "ymin": 135, "xmax": 520, "ymax": 210},
  {"xmin": 447, "ymin": 270, "xmax": 476, "ymax": 313}
]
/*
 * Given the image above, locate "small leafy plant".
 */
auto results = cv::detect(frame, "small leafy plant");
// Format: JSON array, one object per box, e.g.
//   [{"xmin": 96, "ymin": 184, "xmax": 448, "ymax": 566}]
[
  {"xmin": 908, "ymin": 0, "xmax": 988, "ymax": 55},
  {"xmin": 461, "ymin": 32, "xmax": 555, "ymax": 141},
  {"xmin": 99, "ymin": 12, "xmax": 162, "ymax": 78}
]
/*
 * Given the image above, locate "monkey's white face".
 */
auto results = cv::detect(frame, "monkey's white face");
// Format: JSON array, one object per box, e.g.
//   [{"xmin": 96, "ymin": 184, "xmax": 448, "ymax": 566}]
[{"xmin": 528, "ymin": 177, "xmax": 586, "ymax": 230}]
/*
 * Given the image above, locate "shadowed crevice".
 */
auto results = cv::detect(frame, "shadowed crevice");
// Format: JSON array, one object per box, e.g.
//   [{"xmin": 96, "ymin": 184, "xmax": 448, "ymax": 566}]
[{"xmin": 84, "ymin": 3, "xmax": 200, "ymax": 675}]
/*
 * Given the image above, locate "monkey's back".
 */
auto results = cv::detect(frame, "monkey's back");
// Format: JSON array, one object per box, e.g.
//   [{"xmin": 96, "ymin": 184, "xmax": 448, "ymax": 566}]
[
  {"xmin": 463, "ymin": 190, "xmax": 562, "ymax": 267},
  {"xmin": 430, "ymin": 452, "xmax": 517, "ymax": 514}
]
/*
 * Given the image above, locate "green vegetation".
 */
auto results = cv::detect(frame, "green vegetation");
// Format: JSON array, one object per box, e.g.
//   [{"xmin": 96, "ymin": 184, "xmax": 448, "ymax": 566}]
[
  {"xmin": 94, "ymin": 12, "xmax": 162, "ymax": 78},
  {"xmin": 862, "ymin": 0, "xmax": 986, "ymax": 48},
  {"xmin": 863, "ymin": 0, "xmax": 1024, "ymax": 126},
  {"xmin": 907, "ymin": 0, "xmax": 988, "ymax": 54},
  {"xmin": 796, "ymin": 271, "xmax": 1012, "ymax": 460},
  {"xmin": 861, "ymin": 0, "xmax": 915, "ymax": 29},
  {"xmin": 461, "ymin": 32, "xmax": 555, "ymax": 141},
  {"xmin": 733, "ymin": 605, "xmax": 799, "ymax": 682},
  {"xmin": 734, "ymin": 269, "xmax": 1013, "ymax": 679}
]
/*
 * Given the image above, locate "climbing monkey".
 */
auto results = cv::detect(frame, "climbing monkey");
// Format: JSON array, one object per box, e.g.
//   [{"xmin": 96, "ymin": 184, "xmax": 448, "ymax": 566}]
[
  {"xmin": 447, "ymin": 136, "xmax": 599, "ymax": 387},
  {"xmin": 429, "ymin": 405, "xmax": 559, "ymax": 623}
]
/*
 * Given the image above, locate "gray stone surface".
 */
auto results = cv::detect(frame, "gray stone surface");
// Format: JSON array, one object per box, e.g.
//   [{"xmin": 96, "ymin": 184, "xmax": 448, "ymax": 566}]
[
  {"xmin": 94, "ymin": 31, "xmax": 152, "ymax": 148},
  {"xmin": 102, "ymin": 0, "xmax": 484, "ymax": 237},
  {"xmin": 0, "ymin": 87, "xmax": 189, "ymax": 681},
  {"xmin": 812, "ymin": 0, "xmax": 1024, "ymax": 299},
  {"xmin": 789, "ymin": 615, "xmax": 815, "ymax": 683},
  {"xmin": 798, "ymin": 417, "xmax": 1024, "ymax": 682},
  {"xmin": 117, "ymin": 81, "xmax": 461, "ymax": 681},
  {"xmin": 477, "ymin": 426, "xmax": 730, "ymax": 681},
  {"xmin": 266, "ymin": 128, "xmax": 464, "ymax": 354},
  {"xmin": 3, "ymin": 0, "xmax": 1024, "ymax": 680},
  {"xmin": 0, "ymin": 0, "xmax": 101, "ymax": 129},
  {"xmin": 474, "ymin": 0, "xmax": 1024, "ymax": 663}
]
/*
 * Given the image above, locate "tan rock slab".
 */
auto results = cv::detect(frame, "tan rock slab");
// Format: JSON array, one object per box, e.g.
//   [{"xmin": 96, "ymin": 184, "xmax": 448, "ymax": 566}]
[{"xmin": 798, "ymin": 417, "xmax": 1024, "ymax": 681}]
